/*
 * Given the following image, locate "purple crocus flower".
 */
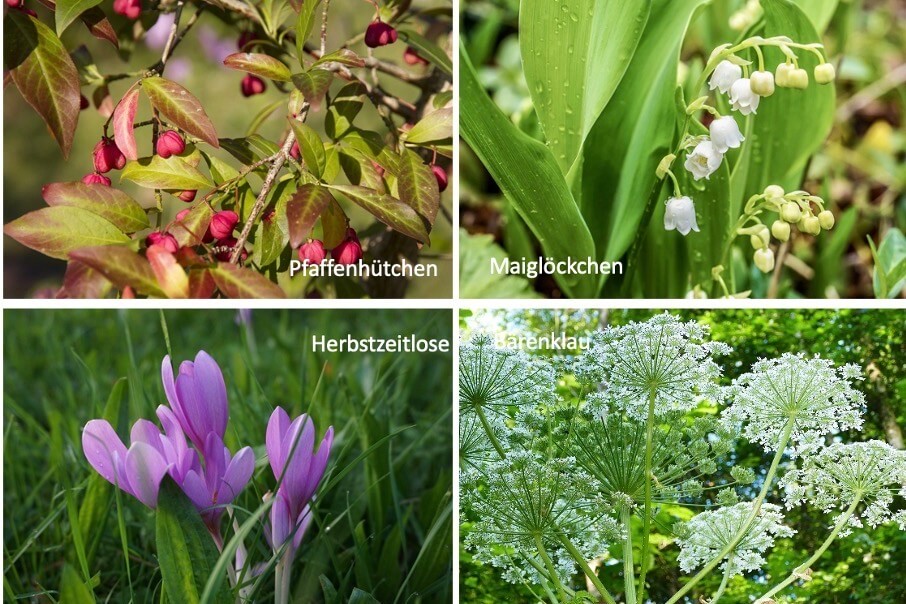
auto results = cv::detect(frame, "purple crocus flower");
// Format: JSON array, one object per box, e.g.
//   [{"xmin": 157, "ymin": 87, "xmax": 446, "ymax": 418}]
[
  {"xmin": 266, "ymin": 407, "xmax": 334, "ymax": 552},
  {"xmin": 161, "ymin": 351, "xmax": 228, "ymax": 450}
]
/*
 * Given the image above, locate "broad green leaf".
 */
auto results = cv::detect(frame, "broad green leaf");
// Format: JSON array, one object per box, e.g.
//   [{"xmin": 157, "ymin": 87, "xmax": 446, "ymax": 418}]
[
  {"xmin": 219, "ymin": 135, "xmax": 280, "ymax": 165},
  {"xmin": 211, "ymin": 263, "xmax": 287, "ymax": 298},
  {"xmin": 291, "ymin": 69, "xmax": 333, "ymax": 108},
  {"xmin": 5, "ymin": 11, "xmax": 81, "ymax": 157},
  {"xmin": 69, "ymin": 245, "xmax": 166, "ymax": 297},
  {"xmin": 252, "ymin": 213, "xmax": 288, "ymax": 267},
  {"xmin": 4, "ymin": 207, "xmax": 128, "ymax": 260},
  {"xmin": 55, "ymin": 0, "xmax": 103, "ymax": 36},
  {"xmin": 328, "ymin": 185, "xmax": 430, "ymax": 244},
  {"xmin": 287, "ymin": 184, "xmax": 334, "ymax": 248},
  {"xmin": 112, "ymin": 85, "xmax": 141, "ymax": 160},
  {"xmin": 397, "ymin": 29, "xmax": 452, "ymax": 75},
  {"xmin": 460, "ymin": 46, "xmax": 596, "ymax": 298},
  {"xmin": 289, "ymin": 120, "xmax": 326, "ymax": 178},
  {"xmin": 202, "ymin": 151, "xmax": 240, "ymax": 183},
  {"xmin": 147, "ymin": 246, "xmax": 189, "ymax": 298},
  {"xmin": 59, "ymin": 564, "xmax": 95, "ymax": 604},
  {"xmin": 325, "ymin": 82, "xmax": 365, "ymax": 140},
  {"xmin": 156, "ymin": 478, "xmax": 231, "ymax": 604},
  {"xmin": 404, "ymin": 108, "xmax": 452, "ymax": 145},
  {"xmin": 223, "ymin": 52, "xmax": 292, "ymax": 81},
  {"xmin": 338, "ymin": 149, "xmax": 386, "ymax": 191},
  {"xmin": 397, "ymin": 149, "xmax": 439, "ymax": 226},
  {"xmin": 169, "ymin": 202, "xmax": 213, "ymax": 248},
  {"xmin": 519, "ymin": 0, "xmax": 649, "ymax": 173},
  {"xmin": 869, "ymin": 228, "xmax": 906, "ymax": 299},
  {"xmin": 741, "ymin": 0, "xmax": 835, "ymax": 199},
  {"xmin": 42, "ymin": 181, "xmax": 148, "ymax": 232},
  {"xmin": 142, "ymin": 77, "xmax": 219, "ymax": 147},
  {"xmin": 793, "ymin": 0, "xmax": 839, "ymax": 33},
  {"xmin": 121, "ymin": 155, "xmax": 213, "ymax": 190},
  {"xmin": 314, "ymin": 49, "xmax": 363, "ymax": 68},
  {"xmin": 459, "ymin": 231, "xmax": 541, "ymax": 298},
  {"xmin": 294, "ymin": 0, "xmax": 323, "ymax": 60},
  {"xmin": 320, "ymin": 197, "xmax": 347, "ymax": 249},
  {"xmin": 349, "ymin": 588, "xmax": 380, "ymax": 604}
]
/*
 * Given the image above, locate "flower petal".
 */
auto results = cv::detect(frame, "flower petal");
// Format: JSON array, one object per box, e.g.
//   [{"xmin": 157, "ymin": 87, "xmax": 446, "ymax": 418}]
[
  {"xmin": 124, "ymin": 442, "xmax": 168, "ymax": 507},
  {"xmin": 220, "ymin": 446, "xmax": 255, "ymax": 505},
  {"xmin": 302, "ymin": 427, "xmax": 334, "ymax": 503},
  {"xmin": 82, "ymin": 419, "xmax": 128, "ymax": 486},
  {"xmin": 192, "ymin": 351, "xmax": 228, "ymax": 439},
  {"xmin": 266, "ymin": 406, "xmax": 291, "ymax": 479},
  {"xmin": 282, "ymin": 416, "xmax": 315, "ymax": 508}
]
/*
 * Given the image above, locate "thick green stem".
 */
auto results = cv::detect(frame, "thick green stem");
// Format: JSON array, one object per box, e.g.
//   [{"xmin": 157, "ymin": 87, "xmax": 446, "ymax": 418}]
[
  {"xmin": 558, "ymin": 533, "xmax": 618, "ymax": 604},
  {"xmin": 666, "ymin": 420, "xmax": 795, "ymax": 604},
  {"xmin": 636, "ymin": 388, "xmax": 656, "ymax": 602},
  {"xmin": 622, "ymin": 506, "xmax": 638, "ymax": 604},
  {"xmin": 535, "ymin": 534, "xmax": 568, "ymax": 602},
  {"xmin": 474, "ymin": 404, "xmax": 506, "ymax": 458},
  {"xmin": 711, "ymin": 557, "xmax": 733, "ymax": 604},
  {"xmin": 756, "ymin": 497, "xmax": 861, "ymax": 603}
]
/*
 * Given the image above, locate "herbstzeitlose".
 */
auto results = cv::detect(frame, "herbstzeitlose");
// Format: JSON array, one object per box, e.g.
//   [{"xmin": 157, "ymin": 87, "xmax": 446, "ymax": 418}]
[{"xmin": 161, "ymin": 351, "xmax": 229, "ymax": 451}]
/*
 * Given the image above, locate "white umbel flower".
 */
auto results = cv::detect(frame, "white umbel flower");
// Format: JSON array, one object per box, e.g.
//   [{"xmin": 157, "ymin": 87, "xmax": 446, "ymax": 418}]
[
  {"xmin": 677, "ymin": 502, "xmax": 795, "ymax": 576},
  {"xmin": 684, "ymin": 140, "xmax": 724, "ymax": 180},
  {"xmin": 709, "ymin": 60, "xmax": 743, "ymax": 94},
  {"xmin": 729, "ymin": 78, "xmax": 761, "ymax": 115},
  {"xmin": 664, "ymin": 196, "xmax": 701, "ymax": 236},
  {"xmin": 709, "ymin": 116, "xmax": 745, "ymax": 153},
  {"xmin": 723, "ymin": 353, "xmax": 866, "ymax": 454}
]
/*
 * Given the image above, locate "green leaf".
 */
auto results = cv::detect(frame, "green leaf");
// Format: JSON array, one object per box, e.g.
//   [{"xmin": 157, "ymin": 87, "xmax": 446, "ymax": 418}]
[
  {"xmin": 219, "ymin": 135, "xmax": 280, "ymax": 165},
  {"xmin": 121, "ymin": 155, "xmax": 213, "ymax": 190},
  {"xmin": 42, "ymin": 181, "xmax": 148, "ymax": 233},
  {"xmin": 289, "ymin": 120, "xmax": 326, "ymax": 178},
  {"xmin": 223, "ymin": 52, "xmax": 292, "ymax": 81},
  {"xmin": 398, "ymin": 29, "xmax": 452, "ymax": 75},
  {"xmin": 294, "ymin": 0, "xmax": 324, "ymax": 60},
  {"xmin": 459, "ymin": 231, "xmax": 541, "ymax": 299},
  {"xmin": 792, "ymin": 0, "xmax": 839, "ymax": 33},
  {"xmin": 55, "ymin": 0, "xmax": 103, "ymax": 36},
  {"xmin": 5, "ymin": 11, "xmax": 81, "ymax": 157},
  {"xmin": 869, "ymin": 228, "xmax": 906, "ymax": 299},
  {"xmin": 253, "ymin": 188, "xmax": 291, "ymax": 267},
  {"xmin": 210, "ymin": 263, "xmax": 287, "ymax": 298},
  {"xmin": 349, "ymin": 588, "xmax": 380, "ymax": 604},
  {"xmin": 169, "ymin": 202, "xmax": 213, "ymax": 248},
  {"xmin": 59, "ymin": 564, "xmax": 95, "ymax": 604},
  {"xmin": 404, "ymin": 108, "xmax": 452, "ymax": 145},
  {"xmin": 519, "ymin": 0, "xmax": 649, "ymax": 174},
  {"xmin": 291, "ymin": 69, "xmax": 333, "ymax": 108},
  {"xmin": 314, "ymin": 49, "xmax": 363, "ymax": 68},
  {"xmin": 112, "ymin": 85, "xmax": 141, "ymax": 160},
  {"xmin": 460, "ymin": 45, "xmax": 596, "ymax": 298},
  {"xmin": 397, "ymin": 149, "xmax": 439, "ymax": 226},
  {"xmin": 338, "ymin": 149, "xmax": 386, "ymax": 191},
  {"xmin": 325, "ymin": 82, "xmax": 366, "ymax": 140},
  {"xmin": 156, "ymin": 478, "xmax": 231, "ymax": 604},
  {"xmin": 328, "ymin": 185, "xmax": 430, "ymax": 244},
  {"xmin": 286, "ymin": 184, "xmax": 334, "ymax": 248},
  {"xmin": 320, "ymin": 196, "xmax": 348, "ymax": 249},
  {"xmin": 142, "ymin": 77, "xmax": 219, "ymax": 147},
  {"xmin": 69, "ymin": 245, "xmax": 166, "ymax": 297},
  {"xmin": 4, "ymin": 207, "xmax": 129, "ymax": 260}
]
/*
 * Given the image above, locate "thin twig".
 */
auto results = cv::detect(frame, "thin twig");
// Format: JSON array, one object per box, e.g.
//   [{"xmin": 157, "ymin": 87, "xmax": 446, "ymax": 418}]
[
  {"xmin": 320, "ymin": 0, "xmax": 331, "ymax": 56},
  {"xmin": 159, "ymin": 2, "xmax": 185, "ymax": 72}
]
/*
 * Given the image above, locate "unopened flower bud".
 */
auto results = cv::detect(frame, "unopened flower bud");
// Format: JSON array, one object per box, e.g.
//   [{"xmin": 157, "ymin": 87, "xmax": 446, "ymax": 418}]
[
  {"xmin": 754, "ymin": 247, "xmax": 775, "ymax": 273},
  {"xmin": 431, "ymin": 164, "xmax": 448, "ymax": 192},
  {"xmin": 364, "ymin": 20, "xmax": 398, "ymax": 48},
  {"xmin": 800, "ymin": 215, "xmax": 821, "ymax": 235},
  {"xmin": 208, "ymin": 210, "xmax": 239, "ymax": 240},
  {"xmin": 788, "ymin": 68, "xmax": 809, "ymax": 89},
  {"xmin": 780, "ymin": 202, "xmax": 802, "ymax": 223},
  {"xmin": 113, "ymin": 0, "xmax": 141, "ymax": 20},
  {"xmin": 403, "ymin": 46, "xmax": 428, "ymax": 66},
  {"xmin": 178, "ymin": 190, "xmax": 197, "ymax": 203},
  {"xmin": 818, "ymin": 210, "xmax": 835, "ymax": 230},
  {"xmin": 764, "ymin": 185, "xmax": 785, "ymax": 200},
  {"xmin": 756, "ymin": 225, "xmax": 771, "ymax": 247},
  {"xmin": 750, "ymin": 234, "xmax": 766, "ymax": 250},
  {"xmin": 240, "ymin": 74, "xmax": 266, "ymax": 97},
  {"xmin": 332, "ymin": 237, "xmax": 363, "ymax": 265},
  {"xmin": 287, "ymin": 90, "xmax": 305, "ymax": 117},
  {"xmin": 156, "ymin": 130, "xmax": 186, "ymax": 158},
  {"xmin": 814, "ymin": 63, "xmax": 836, "ymax": 85},
  {"xmin": 298, "ymin": 240, "xmax": 327, "ymax": 265},
  {"xmin": 81, "ymin": 172, "xmax": 111, "ymax": 186},
  {"xmin": 775, "ymin": 63, "xmax": 793, "ymax": 87},
  {"xmin": 146, "ymin": 231, "xmax": 178, "ymax": 254},
  {"xmin": 771, "ymin": 220, "xmax": 791, "ymax": 242},
  {"xmin": 750, "ymin": 71, "xmax": 775, "ymax": 97},
  {"xmin": 290, "ymin": 140, "xmax": 301, "ymax": 160},
  {"xmin": 93, "ymin": 137, "xmax": 126, "ymax": 173}
]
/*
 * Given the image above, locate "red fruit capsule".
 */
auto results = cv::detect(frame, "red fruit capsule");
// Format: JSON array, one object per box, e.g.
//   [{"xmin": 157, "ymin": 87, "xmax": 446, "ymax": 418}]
[
  {"xmin": 298, "ymin": 240, "xmax": 327, "ymax": 265},
  {"xmin": 403, "ymin": 46, "xmax": 428, "ymax": 66},
  {"xmin": 290, "ymin": 140, "xmax": 301, "ymax": 161},
  {"xmin": 208, "ymin": 210, "xmax": 239, "ymax": 240},
  {"xmin": 332, "ymin": 237, "xmax": 363, "ymax": 265},
  {"xmin": 214, "ymin": 237, "xmax": 248, "ymax": 262},
  {"xmin": 146, "ymin": 231, "xmax": 179, "ymax": 254},
  {"xmin": 81, "ymin": 172, "xmax": 111, "ymax": 186},
  {"xmin": 156, "ymin": 130, "xmax": 186, "ymax": 158},
  {"xmin": 364, "ymin": 20, "xmax": 398, "ymax": 48},
  {"xmin": 6, "ymin": 0, "xmax": 24, "ymax": 8},
  {"xmin": 112, "ymin": 0, "xmax": 141, "ymax": 20},
  {"xmin": 93, "ymin": 137, "xmax": 126, "ymax": 174},
  {"xmin": 80, "ymin": 95, "xmax": 90, "ymax": 110},
  {"xmin": 431, "ymin": 164, "xmax": 448, "ymax": 192},
  {"xmin": 237, "ymin": 30, "xmax": 256, "ymax": 50},
  {"xmin": 240, "ymin": 74, "xmax": 266, "ymax": 97},
  {"xmin": 178, "ymin": 190, "xmax": 197, "ymax": 203}
]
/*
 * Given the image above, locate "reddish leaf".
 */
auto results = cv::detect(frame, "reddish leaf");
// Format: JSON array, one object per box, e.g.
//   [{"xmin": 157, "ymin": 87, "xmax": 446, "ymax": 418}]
[
  {"xmin": 188, "ymin": 269, "xmax": 217, "ymax": 298},
  {"xmin": 69, "ymin": 245, "xmax": 166, "ymax": 297},
  {"xmin": 59, "ymin": 259, "xmax": 112, "ymax": 298},
  {"xmin": 328, "ymin": 185, "xmax": 430, "ymax": 244},
  {"xmin": 223, "ymin": 52, "xmax": 292, "ymax": 81},
  {"xmin": 286, "ymin": 184, "xmax": 333, "ymax": 248},
  {"xmin": 4, "ymin": 206, "xmax": 129, "ymax": 260},
  {"xmin": 93, "ymin": 84, "xmax": 113, "ymax": 117},
  {"xmin": 169, "ymin": 203, "xmax": 213, "ymax": 248},
  {"xmin": 80, "ymin": 7, "xmax": 119, "ymax": 48},
  {"xmin": 5, "ymin": 11, "xmax": 81, "ymax": 157},
  {"xmin": 211, "ymin": 263, "xmax": 286, "ymax": 299},
  {"xmin": 291, "ymin": 69, "xmax": 333, "ymax": 110},
  {"xmin": 147, "ymin": 246, "xmax": 189, "ymax": 298},
  {"xmin": 113, "ymin": 85, "xmax": 140, "ymax": 160},
  {"xmin": 42, "ymin": 181, "xmax": 148, "ymax": 232},
  {"xmin": 142, "ymin": 77, "xmax": 219, "ymax": 147},
  {"xmin": 397, "ymin": 149, "xmax": 439, "ymax": 226}
]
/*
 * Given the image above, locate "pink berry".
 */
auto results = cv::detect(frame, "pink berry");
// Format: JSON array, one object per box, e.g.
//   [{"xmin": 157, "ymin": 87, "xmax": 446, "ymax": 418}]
[
  {"xmin": 208, "ymin": 210, "xmax": 239, "ymax": 240},
  {"xmin": 403, "ymin": 46, "xmax": 428, "ymax": 66},
  {"xmin": 6, "ymin": 0, "xmax": 24, "ymax": 8},
  {"xmin": 332, "ymin": 234, "xmax": 363, "ymax": 265},
  {"xmin": 81, "ymin": 172, "xmax": 111, "ymax": 186},
  {"xmin": 178, "ymin": 190, "xmax": 197, "ymax": 203},
  {"xmin": 431, "ymin": 164, "xmax": 448, "ymax": 192},
  {"xmin": 240, "ymin": 74, "xmax": 266, "ymax": 97},
  {"xmin": 146, "ymin": 231, "xmax": 178, "ymax": 254},
  {"xmin": 112, "ymin": 0, "xmax": 141, "ymax": 20},
  {"xmin": 290, "ymin": 140, "xmax": 301, "ymax": 160},
  {"xmin": 298, "ymin": 240, "xmax": 327, "ymax": 265},
  {"xmin": 364, "ymin": 21, "xmax": 397, "ymax": 48},
  {"xmin": 156, "ymin": 130, "xmax": 186, "ymax": 158},
  {"xmin": 237, "ymin": 30, "xmax": 256, "ymax": 50},
  {"xmin": 93, "ymin": 137, "xmax": 126, "ymax": 174}
]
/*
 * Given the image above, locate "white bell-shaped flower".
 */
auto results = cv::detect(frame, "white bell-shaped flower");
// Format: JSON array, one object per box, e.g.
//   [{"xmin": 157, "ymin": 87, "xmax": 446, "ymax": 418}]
[
  {"xmin": 729, "ymin": 78, "xmax": 761, "ymax": 115},
  {"xmin": 664, "ymin": 196, "xmax": 700, "ymax": 236},
  {"xmin": 709, "ymin": 116, "xmax": 745, "ymax": 153},
  {"xmin": 709, "ymin": 60, "xmax": 743, "ymax": 94},
  {"xmin": 684, "ymin": 140, "xmax": 723, "ymax": 180}
]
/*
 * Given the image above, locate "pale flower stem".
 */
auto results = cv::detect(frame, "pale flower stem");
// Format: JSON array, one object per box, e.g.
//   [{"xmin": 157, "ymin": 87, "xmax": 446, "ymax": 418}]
[
  {"xmin": 757, "ymin": 497, "xmax": 861, "ymax": 603},
  {"xmin": 558, "ymin": 533, "xmax": 618, "ymax": 604},
  {"xmin": 636, "ymin": 388, "xmax": 656, "ymax": 602},
  {"xmin": 622, "ymin": 506, "xmax": 638, "ymax": 604},
  {"xmin": 711, "ymin": 557, "xmax": 733, "ymax": 604},
  {"xmin": 665, "ymin": 420, "xmax": 795, "ymax": 604},
  {"xmin": 474, "ymin": 404, "xmax": 506, "ymax": 458},
  {"xmin": 275, "ymin": 549, "xmax": 294, "ymax": 604},
  {"xmin": 534, "ymin": 534, "xmax": 568, "ymax": 603}
]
